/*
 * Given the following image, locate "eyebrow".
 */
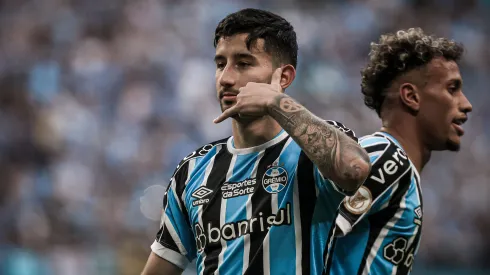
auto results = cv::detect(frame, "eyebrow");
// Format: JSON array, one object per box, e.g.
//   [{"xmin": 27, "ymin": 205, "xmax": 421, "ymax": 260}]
[{"xmin": 214, "ymin": 52, "xmax": 256, "ymax": 63}]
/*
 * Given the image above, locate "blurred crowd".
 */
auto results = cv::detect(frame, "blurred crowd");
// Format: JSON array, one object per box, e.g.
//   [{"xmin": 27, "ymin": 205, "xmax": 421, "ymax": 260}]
[{"xmin": 0, "ymin": 0, "xmax": 489, "ymax": 274}]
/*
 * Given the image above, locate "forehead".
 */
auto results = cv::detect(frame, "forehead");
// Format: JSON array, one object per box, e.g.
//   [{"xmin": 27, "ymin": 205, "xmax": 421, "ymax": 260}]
[
  {"xmin": 425, "ymin": 57, "xmax": 461, "ymax": 84},
  {"xmin": 215, "ymin": 33, "xmax": 270, "ymax": 59}
]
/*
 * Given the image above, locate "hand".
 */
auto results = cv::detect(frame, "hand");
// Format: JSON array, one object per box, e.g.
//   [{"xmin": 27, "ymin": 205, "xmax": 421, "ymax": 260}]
[{"xmin": 213, "ymin": 67, "xmax": 283, "ymax": 123}]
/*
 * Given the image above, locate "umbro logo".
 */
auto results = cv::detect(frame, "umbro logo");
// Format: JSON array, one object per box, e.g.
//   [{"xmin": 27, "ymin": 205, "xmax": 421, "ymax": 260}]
[
  {"xmin": 191, "ymin": 186, "xmax": 213, "ymax": 206},
  {"xmin": 192, "ymin": 187, "xmax": 213, "ymax": 199}
]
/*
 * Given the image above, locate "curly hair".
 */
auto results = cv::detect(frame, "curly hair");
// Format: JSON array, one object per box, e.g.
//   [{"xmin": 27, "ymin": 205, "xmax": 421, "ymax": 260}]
[{"xmin": 361, "ymin": 28, "xmax": 464, "ymax": 116}]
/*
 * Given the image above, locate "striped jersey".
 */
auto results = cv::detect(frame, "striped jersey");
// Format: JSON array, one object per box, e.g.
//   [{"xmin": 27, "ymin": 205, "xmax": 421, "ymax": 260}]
[
  {"xmin": 152, "ymin": 121, "xmax": 357, "ymax": 275},
  {"xmin": 324, "ymin": 132, "xmax": 423, "ymax": 275}
]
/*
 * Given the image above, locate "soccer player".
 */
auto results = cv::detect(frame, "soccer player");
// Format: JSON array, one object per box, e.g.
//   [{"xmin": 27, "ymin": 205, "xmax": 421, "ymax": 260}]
[
  {"xmin": 141, "ymin": 8, "xmax": 370, "ymax": 275},
  {"xmin": 324, "ymin": 28, "xmax": 473, "ymax": 275}
]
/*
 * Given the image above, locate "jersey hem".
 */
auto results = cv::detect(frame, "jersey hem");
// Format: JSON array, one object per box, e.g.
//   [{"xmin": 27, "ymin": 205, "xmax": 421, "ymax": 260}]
[{"xmin": 151, "ymin": 241, "xmax": 190, "ymax": 270}]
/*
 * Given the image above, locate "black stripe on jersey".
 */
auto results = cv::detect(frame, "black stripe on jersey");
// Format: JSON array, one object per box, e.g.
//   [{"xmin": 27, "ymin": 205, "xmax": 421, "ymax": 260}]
[
  {"xmin": 174, "ymin": 138, "xmax": 229, "ymax": 197},
  {"xmin": 201, "ymin": 147, "xmax": 233, "ymax": 275},
  {"xmin": 159, "ymin": 223, "xmax": 181, "ymax": 252},
  {"xmin": 156, "ymin": 184, "xmax": 171, "ymax": 243},
  {"xmin": 296, "ymin": 151, "xmax": 317, "ymax": 275},
  {"xmin": 173, "ymin": 139, "xmax": 229, "ymax": 229},
  {"xmin": 244, "ymin": 138, "xmax": 289, "ymax": 275},
  {"xmin": 356, "ymin": 171, "xmax": 412, "ymax": 275},
  {"xmin": 156, "ymin": 184, "xmax": 182, "ymax": 253},
  {"xmin": 337, "ymin": 141, "xmax": 411, "ymax": 235},
  {"xmin": 364, "ymin": 143, "xmax": 389, "ymax": 154},
  {"xmin": 322, "ymin": 219, "xmax": 339, "ymax": 275},
  {"xmin": 173, "ymin": 161, "xmax": 191, "ymax": 228},
  {"xmin": 396, "ymin": 174, "xmax": 423, "ymax": 275},
  {"xmin": 326, "ymin": 120, "xmax": 358, "ymax": 142}
]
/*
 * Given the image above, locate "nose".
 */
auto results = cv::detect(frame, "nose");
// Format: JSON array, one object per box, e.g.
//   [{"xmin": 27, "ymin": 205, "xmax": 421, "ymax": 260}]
[
  {"xmin": 459, "ymin": 92, "xmax": 473, "ymax": 114},
  {"xmin": 218, "ymin": 65, "xmax": 237, "ymax": 88}
]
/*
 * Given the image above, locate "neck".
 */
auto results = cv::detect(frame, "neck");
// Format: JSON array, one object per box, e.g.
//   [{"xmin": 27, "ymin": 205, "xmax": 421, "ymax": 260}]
[
  {"xmin": 231, "ymin": 116, "xmax": 283, "ymax": 149},
  {"xmin": 381, "ymin": 118, "xmax": 431, "ymax": 173}
]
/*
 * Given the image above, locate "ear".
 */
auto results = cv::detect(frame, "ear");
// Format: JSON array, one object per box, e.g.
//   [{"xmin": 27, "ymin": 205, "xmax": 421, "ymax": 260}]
[
  {"xmin": 278, "ymin": 64, "xmax": 296, "ymax": 91},
  {"xmin": 399, "ymin": 83, "xmax": 420, "ymax": 113}
]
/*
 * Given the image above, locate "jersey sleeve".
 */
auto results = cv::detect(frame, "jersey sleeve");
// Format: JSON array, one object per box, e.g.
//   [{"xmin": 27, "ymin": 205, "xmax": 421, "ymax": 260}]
[
  {"xmin": 313, "ymin": 120, "xmax": 359, "ymax": 196},
  {"xmin": 151, "ymin": 159, "xmax": 197, "ymax": 270},
  {"xmin": 334, "ymin": 136, "xmax": 412, "ymax": 237}
]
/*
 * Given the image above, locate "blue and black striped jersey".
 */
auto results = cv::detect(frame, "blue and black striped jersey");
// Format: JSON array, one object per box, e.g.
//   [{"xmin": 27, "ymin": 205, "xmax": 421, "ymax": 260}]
[
  {"xmin": 324, "ymin": 132, "xmax": 423, "ymax": 275},
  {"xmin": 152, "ymin": 121, "xmax": 357, "ymax": 275}
]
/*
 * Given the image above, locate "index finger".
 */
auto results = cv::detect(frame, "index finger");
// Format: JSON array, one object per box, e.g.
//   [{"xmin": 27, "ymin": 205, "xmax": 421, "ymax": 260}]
[
  {"xmin": 271, "ymin": 67, "xmax": 283, "ymax": 87},
  {"xmin": 213, "ymin": 105, "xmax": 238, "ymax": 124}
]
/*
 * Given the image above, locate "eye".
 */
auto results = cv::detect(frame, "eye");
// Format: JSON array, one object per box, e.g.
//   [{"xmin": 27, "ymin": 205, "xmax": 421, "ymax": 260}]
[
  {"xmin": 237, "ymin": 62, "xmax": 251, "ymax": 68},
  {"xmin": 448, "ymin": 86, "xmax": 458, "ymax": 94},
  {"xmin": 216, "ymin": 62, "xmax": 226, "ymax": 70}
]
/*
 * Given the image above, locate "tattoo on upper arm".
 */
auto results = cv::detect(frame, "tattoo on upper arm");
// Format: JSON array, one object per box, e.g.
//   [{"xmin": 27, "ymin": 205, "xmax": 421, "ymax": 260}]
[{"xmin": 269, "ymin": 94, "xmax": 368, "ymax": 187}]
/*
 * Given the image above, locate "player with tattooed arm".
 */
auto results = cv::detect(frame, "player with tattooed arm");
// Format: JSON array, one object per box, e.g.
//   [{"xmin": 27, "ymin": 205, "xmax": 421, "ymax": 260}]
[
  {"xmin": 141, "ymin": 8, "xmax": 370, "ymax": 275},
  {"xmin": 324, "ymin": 28, "xmax": 473, "ymax": 275}
]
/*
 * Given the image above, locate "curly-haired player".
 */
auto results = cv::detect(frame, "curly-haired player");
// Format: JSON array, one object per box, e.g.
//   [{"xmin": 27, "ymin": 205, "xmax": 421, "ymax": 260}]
[{"xmin": 324, "ymin": 28, "xmax": 472, "ymax": 274}]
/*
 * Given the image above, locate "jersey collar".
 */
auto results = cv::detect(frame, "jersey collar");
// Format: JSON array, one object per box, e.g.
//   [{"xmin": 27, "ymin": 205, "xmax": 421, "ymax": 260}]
[{"xmin": 227, "ymin": 130, "xmax": 289, "ymax": 155}]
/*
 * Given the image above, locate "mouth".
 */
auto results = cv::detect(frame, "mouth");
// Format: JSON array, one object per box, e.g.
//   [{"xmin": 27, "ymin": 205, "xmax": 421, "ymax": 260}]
[
  {"xmin": 220, "ymin": 92, "xmax": 238, "ymax": 103},
  {"xmin": 451, "ymin": 117, "xmax": 467, "ymax": 136}
]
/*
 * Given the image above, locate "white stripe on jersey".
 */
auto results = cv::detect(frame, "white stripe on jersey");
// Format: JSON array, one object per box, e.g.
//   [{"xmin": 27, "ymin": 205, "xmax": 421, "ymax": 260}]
[
  {"xmin": 293, "ymin": 174, "xmax": 302, "ymax": 275},
  {"xmin": 361, "ymin": 186, "xmax": 411, "ymax": 275},
  {"xmin": 158, "ymin": 185, "xmax": 171, "ymax": 244},
  {"xmin": 379, "ymin": 182, "xmax": 400, "ymax": 211},
  {"xmin": 391, "ymin": 265, "xmax": 398, "ymax": 275},
  {"xmin": 181, "ymin": 158, "xmax": 197, "ymax": 206},
  {"xmin": 411, "ymin": 168, "xmax": 423, "ymax": 256},
  {"xmin": 242, "ymin": 151, "xmax": 265, "ymax": 273},
  {"xmin": 263, "ymin": 233, "xmax": 272, "ymax": 275},
  {"xmin": 263, "ymin": 137, "xmax": 294, "ymax": 274},
  {"xmin": 198, "ymin": 144, "xmax": 222, "ymax": 275},
  {"xmin": 214, "ymin": 154, "xmax": 238, "ymax": 275}
]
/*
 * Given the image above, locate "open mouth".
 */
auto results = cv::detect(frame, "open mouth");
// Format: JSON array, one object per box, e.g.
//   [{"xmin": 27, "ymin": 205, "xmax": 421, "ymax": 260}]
[{"xmin": 451, "ymin": 117, "xmax": 467, "ymax": 135}]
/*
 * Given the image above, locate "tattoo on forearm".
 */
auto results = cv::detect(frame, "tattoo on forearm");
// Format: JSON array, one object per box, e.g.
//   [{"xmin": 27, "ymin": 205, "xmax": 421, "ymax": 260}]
[{"xmin": 269, "ymin": 94, "xmax": 369, "ymax": 189}]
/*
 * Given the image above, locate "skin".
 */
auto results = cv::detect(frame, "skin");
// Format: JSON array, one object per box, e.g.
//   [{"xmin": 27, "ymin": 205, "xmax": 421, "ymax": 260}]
[
  {"xmin": 380, "ymin": 57, "xmax": 473, "ymax": 172},
  {"xmin": 213, "ymin": 33, "xmax": 370, "ymax": 190},
  {"xmin": 142, "ymin": 33, "xmax": 371, "ymax": 275}
]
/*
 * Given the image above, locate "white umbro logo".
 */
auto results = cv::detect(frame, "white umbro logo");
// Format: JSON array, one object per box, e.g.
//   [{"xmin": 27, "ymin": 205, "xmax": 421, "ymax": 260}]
[
  {"xmin": 191, "ymin": 186, "xmax": 213, "ymax": 207},
  {"xmin": 191, "ymin": 186, "xmax": 213, "ymax": 199}
]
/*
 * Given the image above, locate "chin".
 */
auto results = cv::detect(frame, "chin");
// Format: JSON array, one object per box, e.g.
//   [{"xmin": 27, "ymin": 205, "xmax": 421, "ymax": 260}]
[
  {"xmin": 220, "ymin": 102, "xmax": 235, "ymax": 112},
  {"xmin": 445, "ymin": 139, "xmax": 461, "ymax": 152}
]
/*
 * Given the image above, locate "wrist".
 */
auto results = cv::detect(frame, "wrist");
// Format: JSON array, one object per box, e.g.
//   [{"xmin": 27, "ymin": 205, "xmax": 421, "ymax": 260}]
[{"xmin": 266, "ymin": 94, "xmax": 287, "ymax": 115}]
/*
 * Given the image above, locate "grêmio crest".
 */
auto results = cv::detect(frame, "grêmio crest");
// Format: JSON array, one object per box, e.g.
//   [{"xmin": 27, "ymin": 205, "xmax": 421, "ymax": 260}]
[{"xmin": 262, "ymin": 165, "xmax": 289, "ymax": 194}]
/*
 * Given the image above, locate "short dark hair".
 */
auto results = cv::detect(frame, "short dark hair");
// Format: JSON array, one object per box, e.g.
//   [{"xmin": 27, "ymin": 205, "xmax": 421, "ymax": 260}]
[
  {"xmin": 361, "ymin": 27, "xmax": 464, "ymax": 116},
  {"xmin": 214, "ymin": 8, "xmax": 298, "ymax": 68}
]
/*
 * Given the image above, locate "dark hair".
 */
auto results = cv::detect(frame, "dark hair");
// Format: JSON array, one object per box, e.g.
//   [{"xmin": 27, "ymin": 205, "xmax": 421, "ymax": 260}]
[
  {"xmin": 361, "ymin": 27, "xmax": 464, "ymax": 116},
  {"xmin": 214, "ymin": 8, "xmax": 298, "ymax": 68}
]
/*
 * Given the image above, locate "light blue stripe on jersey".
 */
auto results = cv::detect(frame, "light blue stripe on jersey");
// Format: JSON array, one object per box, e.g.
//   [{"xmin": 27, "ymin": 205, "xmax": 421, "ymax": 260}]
[
  {"xmin": 270, "ymin": 140, "xmax": 301, "ymax": 275},
  {"xmin": 330, "ymin": 222, "xmax": 370, "ymax": 275},
  {"xmin": 360, "ymin": 136, "xmax": 388, "ymax": 147},
  {"xmin": 377, "ymin": 132, "xmax": 402, "ymax": 148},
  {"xmin": 165, "ymin": 187, "xmax": 196, "ymax": 261},
  {"xmin": 367, "ymin": 178, "xmax": 417, "ymax": 274},
  {"xmin": 311, "ymin": 161, "xmax": 348, "ymax": 274},
  {"xmin": 218, "ymin": 153, "xmax": 259, "ymax": 275}
]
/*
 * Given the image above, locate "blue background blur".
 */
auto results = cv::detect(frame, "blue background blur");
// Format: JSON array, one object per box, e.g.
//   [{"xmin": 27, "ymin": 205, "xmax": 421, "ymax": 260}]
[{"xmin": 0, "ymin": 0, "xmax": 489, "ymax": 274}]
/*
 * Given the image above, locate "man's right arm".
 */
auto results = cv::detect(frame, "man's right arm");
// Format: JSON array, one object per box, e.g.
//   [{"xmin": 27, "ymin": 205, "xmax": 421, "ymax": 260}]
[
  {"xmin": 141, "ymin": 252, "xmax": 184, "ymax": 275},
  {"xmin": 141, "ymin": 155, "xmax": 200, "ymax": 275}
]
